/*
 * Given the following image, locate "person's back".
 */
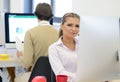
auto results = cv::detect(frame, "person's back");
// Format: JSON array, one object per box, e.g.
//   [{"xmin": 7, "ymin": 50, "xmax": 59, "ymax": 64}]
[
  {"xmin": 23, "ymin": 24, "xmax": 58, "ymax": 69},
  {"xmin": 15, "ymin": 3, "xmax": 58, "ymax": 82},
  {"xmin": 18, "ymin": 2, "xmax": 58, "ymax": 69}
]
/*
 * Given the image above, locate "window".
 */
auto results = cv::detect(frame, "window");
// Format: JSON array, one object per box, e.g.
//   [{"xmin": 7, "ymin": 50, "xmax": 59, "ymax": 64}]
[
  {"xmin": 32, "ymin": 0, "xmax": 72, "ymax": 17},
  {"xmin": 54, "ymin": 0, "xmax": 72, "ymax": 17}
]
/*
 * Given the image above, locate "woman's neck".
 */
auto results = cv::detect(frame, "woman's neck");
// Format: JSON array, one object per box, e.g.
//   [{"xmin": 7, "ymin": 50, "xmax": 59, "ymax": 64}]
[{"xmin": 62, "ymin": 36, "xmax": 75, "ymax": 50}]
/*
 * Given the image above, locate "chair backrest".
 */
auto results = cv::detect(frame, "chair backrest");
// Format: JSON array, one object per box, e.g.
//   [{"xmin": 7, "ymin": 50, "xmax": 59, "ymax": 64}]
[{"xmin": 28, "ymin": 56, "xmax": 56, "ymax": 82}]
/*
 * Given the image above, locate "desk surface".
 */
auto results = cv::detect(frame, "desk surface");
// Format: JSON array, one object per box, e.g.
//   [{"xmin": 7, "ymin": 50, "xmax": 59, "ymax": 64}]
[
  {"xmin": 0, "ymin": 47, "xmax": 21, "ymax": 82},
  {"xmin": 0, "ymin": 56, "xmax": 20, "ymax": 67},
  {"xmin": 0, "ymin": 48, "xmax": 21, "ymax": 67}
]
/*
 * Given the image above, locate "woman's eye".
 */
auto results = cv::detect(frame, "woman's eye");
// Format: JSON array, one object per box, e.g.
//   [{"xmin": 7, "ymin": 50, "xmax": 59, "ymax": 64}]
[
  {"xmin": 76, "ymin": 25, "xmax": 79, "ymax": 28},
  {"xmin": 67, "ymin": 24, "xmax": 72, "ymax": 27}
]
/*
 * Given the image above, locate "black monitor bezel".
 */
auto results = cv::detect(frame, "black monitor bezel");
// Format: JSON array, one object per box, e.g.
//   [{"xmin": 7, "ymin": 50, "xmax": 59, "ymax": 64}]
[{"xmin": 4, "ymin": 13, "xmax": 36, "ymax": 43}]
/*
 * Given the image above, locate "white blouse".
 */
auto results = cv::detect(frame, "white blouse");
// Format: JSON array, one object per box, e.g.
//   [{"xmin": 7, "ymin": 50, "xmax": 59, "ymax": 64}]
[{"xmin": 48, "ymin": 37, "xmax": 78, "ymax": 82}]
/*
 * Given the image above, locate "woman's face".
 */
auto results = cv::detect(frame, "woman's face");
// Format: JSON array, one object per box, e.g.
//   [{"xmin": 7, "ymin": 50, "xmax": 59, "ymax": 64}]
[{"xmin": 61, "ymin": 17, "xmax": 80, "ymax": 38}]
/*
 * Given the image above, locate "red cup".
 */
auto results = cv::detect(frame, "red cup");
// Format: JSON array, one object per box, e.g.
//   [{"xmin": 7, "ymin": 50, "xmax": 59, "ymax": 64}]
[
  {"xmin": 56, "ymin": 75, "xmax": 68, "ymax": 82},
  {"xmin": 32, "ymin": 76, "xmax": 46, "ymax": 82}
]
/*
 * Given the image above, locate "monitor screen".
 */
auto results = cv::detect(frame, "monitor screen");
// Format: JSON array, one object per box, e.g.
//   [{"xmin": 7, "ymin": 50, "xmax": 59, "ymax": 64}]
[
  {"xmin": 76, "ymin": 16, "xmax": 120, "ymax": 82},
  {"xmin": 5, "ymin": 13, "xmax": 38, "ymax": 48}
]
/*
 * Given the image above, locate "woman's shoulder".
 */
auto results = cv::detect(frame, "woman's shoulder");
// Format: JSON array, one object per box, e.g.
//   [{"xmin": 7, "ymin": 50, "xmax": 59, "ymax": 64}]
[
  {"xmin": 49, "ymin": 38, "xmax": 61, "ymax": 49},
  {"xmin": 49, "ymin": 41, "xmax": 58, "ymax": 49}
]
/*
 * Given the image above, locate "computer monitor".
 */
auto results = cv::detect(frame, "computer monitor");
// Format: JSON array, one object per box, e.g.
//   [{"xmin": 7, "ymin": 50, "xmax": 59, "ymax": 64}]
[
  {"xmin": 76, "ymin": 16, "xmax": 120, "ymax": 82},
  {"xmin": 4, "ymin": 13, "xmax": 38, "ymax": 48}
]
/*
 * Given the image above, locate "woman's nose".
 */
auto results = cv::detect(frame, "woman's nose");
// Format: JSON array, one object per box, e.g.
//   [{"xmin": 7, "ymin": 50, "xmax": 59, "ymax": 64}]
[{"xmin": 72, "ymin": 27, "xmax": 77, "ymax": 31}]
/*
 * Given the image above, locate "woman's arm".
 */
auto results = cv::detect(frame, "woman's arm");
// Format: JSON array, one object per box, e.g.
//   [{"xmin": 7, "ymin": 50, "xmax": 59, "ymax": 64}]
[{"xmin": 48, "ymin": 45, "xmax": 76, "ymax": 81}]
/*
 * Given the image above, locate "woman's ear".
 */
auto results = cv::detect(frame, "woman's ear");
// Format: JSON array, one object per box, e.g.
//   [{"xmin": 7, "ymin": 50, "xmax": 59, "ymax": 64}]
[{"xmin": 60, "ymin": 24, "xmax": 63, "ymax": 30}]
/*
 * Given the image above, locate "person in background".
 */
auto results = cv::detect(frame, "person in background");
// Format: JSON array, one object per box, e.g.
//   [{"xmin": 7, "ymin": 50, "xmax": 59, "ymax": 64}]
[
  {"xmin": 48, "ymin": 13, "xmax": 80, "ymax": 82},
  {"xmin": 15, "ymin": 3, "xmax": 58, "ymax": 82}
]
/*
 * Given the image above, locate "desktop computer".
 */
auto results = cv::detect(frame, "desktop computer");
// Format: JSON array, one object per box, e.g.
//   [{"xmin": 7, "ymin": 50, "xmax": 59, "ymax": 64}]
[
  {"xmin": 76, "ymin": 16, "xmax": 120, "ymax": 82},
  {"xmin": 4, "ymin": 13, "xmax": 38, "ymax": 49}
]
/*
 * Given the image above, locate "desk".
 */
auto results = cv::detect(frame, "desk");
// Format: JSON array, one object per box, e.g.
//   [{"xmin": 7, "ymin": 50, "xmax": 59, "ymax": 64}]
[{"xmin": 0, "ymin": 48, "xmax": 21, "ymax": 82}]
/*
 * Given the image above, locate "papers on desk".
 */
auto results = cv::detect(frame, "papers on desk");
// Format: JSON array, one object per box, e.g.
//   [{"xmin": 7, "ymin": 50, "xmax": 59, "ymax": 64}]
[{"xmin": 15, "ymin": 36, "xmax": 22, "ymax": 51}]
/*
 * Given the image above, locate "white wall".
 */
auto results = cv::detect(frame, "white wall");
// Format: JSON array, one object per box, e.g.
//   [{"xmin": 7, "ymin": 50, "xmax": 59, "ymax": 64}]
[
  {"xmin": 0, "ymin": 0, "xmax": 9, "ymax": 45},
  {"xmin": 0, "ymin": 0, "xmax": 9, "ymax": 12},
  {"xmin": 10, "ymin": 0, "xmax": 24, "ymax": 13},
  {"xmin": 72, "ymin": 0, "xmax": 120, "ymax": 16},
  {"xmin": 0, "ymin": 13, "xmax": 5, "ymax": 45},
  {"xmin": 1, "ymin": 0, "xmax": 25, "ymax": 13},
  {"xmin": 0, "ymin": 0, "xmax": 4, "ymax": 12}
]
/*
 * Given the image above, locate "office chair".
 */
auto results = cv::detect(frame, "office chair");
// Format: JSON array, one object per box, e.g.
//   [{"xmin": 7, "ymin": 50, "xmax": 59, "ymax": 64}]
[{"xmin": 28, "ymin": 56, "xmax": 56, "ymax": 82}]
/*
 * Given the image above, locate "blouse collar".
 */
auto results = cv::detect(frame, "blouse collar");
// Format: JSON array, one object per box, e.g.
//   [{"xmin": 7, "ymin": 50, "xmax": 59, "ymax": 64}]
[{"xmin": 56, "ymin": 37, "xmax": 78, "ymax": 46}]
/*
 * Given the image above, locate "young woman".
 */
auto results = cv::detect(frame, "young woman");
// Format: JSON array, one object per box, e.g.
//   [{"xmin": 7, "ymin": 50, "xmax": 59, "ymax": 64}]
[{"xmin": 48, "ymin": 13, "xmax": 80, "ymax": 82}]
